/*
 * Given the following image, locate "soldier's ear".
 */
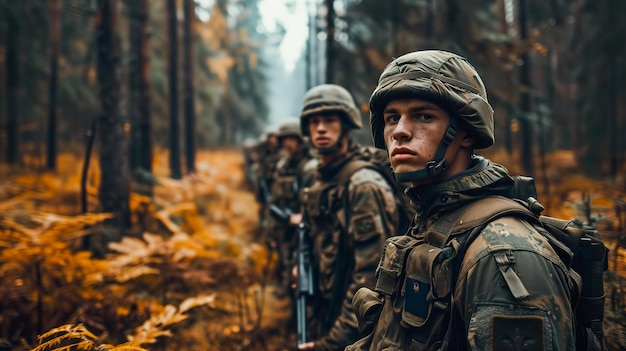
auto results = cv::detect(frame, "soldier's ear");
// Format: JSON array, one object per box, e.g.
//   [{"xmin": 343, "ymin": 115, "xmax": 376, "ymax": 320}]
[{"xmin": 460, "ymin": 130, "xmax": 476, "ymax": 148}]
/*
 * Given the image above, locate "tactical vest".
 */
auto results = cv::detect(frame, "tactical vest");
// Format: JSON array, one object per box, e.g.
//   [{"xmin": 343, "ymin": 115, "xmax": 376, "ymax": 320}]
[
  {"xmin": 303, "ymin": 157, "xmax": 384, "ymax": 331},
  {"xmin": 349, "ymin": 196, "xmax": 608, "ymax": 351}
]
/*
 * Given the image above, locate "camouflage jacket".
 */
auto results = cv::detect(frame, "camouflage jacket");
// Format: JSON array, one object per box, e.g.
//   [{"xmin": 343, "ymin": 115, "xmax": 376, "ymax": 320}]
[
  {"xmin": 303, "ymin": 146, "xmax": 399, "ymax": 351},
  {"xmin": 251, "ymin": 141, "xmax": 281, "ymax": 202},
  {"xmin": 347, "ymin": 156, "xmax": 574, "ymax": 351},
  {"xmin": 266, "ymin": 147, "xmax": 316, "ymax": 245}
]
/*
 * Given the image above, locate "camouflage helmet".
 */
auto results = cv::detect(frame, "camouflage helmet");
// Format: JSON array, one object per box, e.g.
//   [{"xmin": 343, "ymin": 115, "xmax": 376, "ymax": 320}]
[
  {"xmin": 300, "ymin": 84, "xmax": 362, "ymax": 136},
  {"xmin": 276, "ymin": 119, "xmax": 302, "ymax": 141},
  {"xmin": 369, "ymin": 50, "xmax": 494, "ymax": 149}
]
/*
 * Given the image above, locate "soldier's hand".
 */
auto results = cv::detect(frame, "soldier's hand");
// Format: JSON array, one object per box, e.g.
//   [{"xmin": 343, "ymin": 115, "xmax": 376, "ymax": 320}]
[
  {"xmin": 289, "ymin": 213, "xmax": 303, "ymax": 226},
  {"xmin": 298, "ymin": 341, "xmax": 315, "ymax": 350},
  {"xmin": 291, "ymin": 264, "xmax": 298, "ymax": 290}
]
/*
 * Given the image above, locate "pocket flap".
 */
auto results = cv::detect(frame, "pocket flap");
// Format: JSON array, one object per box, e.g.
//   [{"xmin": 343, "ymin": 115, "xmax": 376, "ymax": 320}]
[
  {"xmin": 401, "ymin": 244, "xmax": 442, "ymax": 327},
  {"xmin": 375, "ymin": 235, "xmax": 421, "ymax": 296}
]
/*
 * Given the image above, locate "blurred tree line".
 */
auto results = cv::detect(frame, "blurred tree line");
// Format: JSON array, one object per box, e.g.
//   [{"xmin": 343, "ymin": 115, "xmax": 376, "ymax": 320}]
[
  {"xmin": 2, "ymin": 0, "xmax": 626, "ymax": 227},
  {"xmin": 0, "ymin": 0, "xmax": 271, "ymax": 226},
  {"xmin": 0, "ymin": 0, "xmax": 270, "ymax": 167},
  {"xmin": 309, "ymin": 0, "xmax": 626, "ymax": 180}
]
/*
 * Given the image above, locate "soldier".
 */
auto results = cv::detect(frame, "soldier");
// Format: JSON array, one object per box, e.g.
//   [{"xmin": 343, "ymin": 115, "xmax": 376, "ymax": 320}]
[
  {"xmin": 266, "ymin": 119, "xmax": 316, "ymax": 286},
  {"xmin": 347, "ymin": 50, "xmax": 575, "ymax": 350},
  {"xmin": 293, "ymin": 84, "xmax": 399, "ymax": 351},
  {"xmin": 242, "ymin": 137, "xmax": 259, "ymax": 192},
  {"xmin": 250, "ymin": 128, "xmax": 281, "ymax": 237}
]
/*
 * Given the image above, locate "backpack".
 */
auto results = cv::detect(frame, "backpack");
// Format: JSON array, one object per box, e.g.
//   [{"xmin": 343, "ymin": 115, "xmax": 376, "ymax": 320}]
[
  {"xmin": 336, "ymin": 146, "xmax": 416, "ymax": 235},
  {"xmin": 349, "ymin": 176, "xmax": 609, "ymax": 351}
]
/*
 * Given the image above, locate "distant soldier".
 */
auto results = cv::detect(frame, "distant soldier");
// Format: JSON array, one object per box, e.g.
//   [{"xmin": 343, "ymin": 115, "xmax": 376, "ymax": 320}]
[
  {"xmin": 250, "ymin": 128, "xmax": 281, "ymax": 236},
  {"xmin": 242, "ymin": 137, "xmax": 259, "ymax": 191},
  {"xmin": 253, "ymin": 128, "xmax": 280, "ymax": 205},
  {"xmin": 266, "ymin": 119, "xmax": 317, "ymax": 285},
  {"xmin": 293, "ymin": 84, "xmax": 399, "ymax": 351}
]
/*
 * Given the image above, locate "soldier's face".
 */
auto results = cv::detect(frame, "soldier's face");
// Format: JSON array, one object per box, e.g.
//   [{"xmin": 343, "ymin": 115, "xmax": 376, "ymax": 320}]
[
  {"xmin": 268, "ymin": 135, "xmax": 278, "ymax": 148},
  {"xmin": 382, "ymin": 98, "xmax": 470, "ymax": 177},
  {"xmin": 281, "ymin": 136, "xmax": 300, "ymax": 156},
  {"xmin": 308, "ymin": 114, "xmax": 343, "ymax": 149}
]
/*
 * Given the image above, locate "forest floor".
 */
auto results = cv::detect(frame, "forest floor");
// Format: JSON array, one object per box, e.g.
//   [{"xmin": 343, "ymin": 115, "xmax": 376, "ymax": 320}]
[{"xmin": 0, "ymin": 149, "xmax": 625, "ymax": 350}]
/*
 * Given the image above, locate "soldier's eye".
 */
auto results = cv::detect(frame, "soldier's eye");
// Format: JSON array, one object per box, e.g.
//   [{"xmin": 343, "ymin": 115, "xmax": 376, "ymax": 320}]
[
  {"xmin": 416, "ymin": 114, "xmax": 433, "ymax": 122},
  {"xmin": 384, "ymin": 115, "xmax": 400, "ymax": 125}
]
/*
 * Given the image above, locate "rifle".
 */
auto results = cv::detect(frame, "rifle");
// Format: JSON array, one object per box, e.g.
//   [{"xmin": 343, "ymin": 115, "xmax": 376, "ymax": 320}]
[
  {"xmin": 295, "ymin": 221, "xmax": 314, "ymax": 346},
  {"xmin": 268, "ymin": 204, "xmax": 314, "ymax": 346},
  {"xmin": 258, "ymin": 177, "xmax": 272, "ymax": 205}
]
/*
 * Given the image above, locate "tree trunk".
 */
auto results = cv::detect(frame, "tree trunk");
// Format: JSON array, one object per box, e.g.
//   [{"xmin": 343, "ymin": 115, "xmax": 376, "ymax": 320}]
[
  {"xmin": 325, "ymin": 0, "xmax": 334, "ymax": 84},
  {"xmin": 518, "ymin": 0, "xmax": 535, "ymax": 176},
  {"xmin": 128, "ymin": 0, "xmax": 152, "ymax": 174},
  {"xmin": 128, "ymin": 0, "xmax": 140, "ymax": 172},
  {"xmin": 305, "ymin": 0, "xmax": 313, "ymax": 90},
  {"xmin": 96, "ymin": 0, "xmax": 130, "ymax": 227},
  {"xmin": 167, "ymin": 0, "xmax": 182, "ymax": 179},
  {"xmin": 47, "ymin": 0, "xmax": 61, "ymax": 171},
  {"xmin": 607, "ymin": 0, "xmax": 619, "ymax": 178},
  {"xmin": 183, "ymin": 0, "xmax": 195, "ymax": 174},
  {"xmin": 6, "ymin": 18, "xmax": 19, "ymax": 164}
]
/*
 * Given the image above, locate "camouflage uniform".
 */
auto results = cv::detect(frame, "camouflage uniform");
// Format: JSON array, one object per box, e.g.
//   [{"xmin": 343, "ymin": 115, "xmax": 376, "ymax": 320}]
[
  {"xmin": 347, "ymin": 51, "xmax": 575, "ymax": 350},
  {"xmin": 251, "ymin": 131, "xmax": 281, "ymax": 236},
  {"xmin": 299, "ymin": 84, "xmax": 400, "ymax": 351},
  {"xmin": 266, "ymin": 121, "xmax": 317, "ymax": 280}
]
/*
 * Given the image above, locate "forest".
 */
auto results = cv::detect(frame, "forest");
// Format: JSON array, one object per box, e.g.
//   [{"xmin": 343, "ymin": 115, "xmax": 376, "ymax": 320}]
[{"xmin": 0, "ymin": 0, "xmax": 625, "ymax": 350}]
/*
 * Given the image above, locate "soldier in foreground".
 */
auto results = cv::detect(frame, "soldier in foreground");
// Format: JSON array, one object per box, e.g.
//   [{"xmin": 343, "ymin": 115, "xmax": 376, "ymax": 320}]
[
  {"xmin": 292, "ymin": 84, "xmax": 399, "ymax": 351},
  {"xmin": 347, "ymin": 50, "xmax": 576, "ymax": 350}
]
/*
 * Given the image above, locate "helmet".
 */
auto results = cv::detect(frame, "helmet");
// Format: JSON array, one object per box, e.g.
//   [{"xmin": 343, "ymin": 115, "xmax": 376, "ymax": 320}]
[
  {"xmin": 276, "ymin": 120, "xmax": 302, "ymax": 141},
  {"xmin": 300, "ymin": 84, "xmax": 362, "ymax": 136},
  {"xmin": 369, "ymin": 50, "xmax": 494, "ymax": 150}
]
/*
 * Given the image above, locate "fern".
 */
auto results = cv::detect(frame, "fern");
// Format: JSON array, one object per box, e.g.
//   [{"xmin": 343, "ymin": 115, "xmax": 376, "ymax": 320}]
[
  {"xmin": 30, "ymin": 296, "xmax": 215, "ymax": 351},
  {"xmin": 31, "ymin": 324, "xmax": 98, "ymax": 351}
]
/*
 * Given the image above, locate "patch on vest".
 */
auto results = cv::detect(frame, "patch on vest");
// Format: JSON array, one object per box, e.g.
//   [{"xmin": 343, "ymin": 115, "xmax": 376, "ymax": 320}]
[
  {"xmin": 468, "ymin": 303, "xmax": 551, "ymax": 351},
  {"xmin": 353, "ymin": 214, "xmax": 377, "ymax": 235},
  {"xmin": 404, "ymin": 277, "xmax": 429, "ymax": 318},
  {"xmin": 492, "ymin": 315, "xmax": 544, "ymax": 351}
]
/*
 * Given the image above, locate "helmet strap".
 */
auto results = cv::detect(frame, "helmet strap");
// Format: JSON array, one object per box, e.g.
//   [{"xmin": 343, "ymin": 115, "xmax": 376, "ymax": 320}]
[{"xmin": 394, "ymin": 117, "xmax": 458, "ymax": 183}]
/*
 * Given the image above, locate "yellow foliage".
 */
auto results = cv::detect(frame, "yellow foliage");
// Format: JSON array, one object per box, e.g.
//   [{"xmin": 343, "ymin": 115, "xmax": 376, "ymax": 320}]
[{"xmin": 30, "ymin": 295, "xmax": 214, "ymax": 351}]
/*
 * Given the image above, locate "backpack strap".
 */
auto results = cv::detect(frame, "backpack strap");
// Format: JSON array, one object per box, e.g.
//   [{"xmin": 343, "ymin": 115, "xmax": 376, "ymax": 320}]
[
  {"xmin": 334, "ymin": 159, "xmax": 373, "ymax": 186},
  {"xmin": 323, "ymin": 158, "xmax": 373, "ymax": 328},
  {"xmin": 423, "ymin": 196, "xmax": 538, "ymax": 248}
]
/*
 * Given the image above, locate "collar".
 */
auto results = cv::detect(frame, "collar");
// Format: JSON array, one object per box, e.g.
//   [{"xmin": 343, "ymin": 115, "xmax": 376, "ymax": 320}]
[{"xmin": 405, "ymin": 156, "xmax": 513, "ymax": 227}]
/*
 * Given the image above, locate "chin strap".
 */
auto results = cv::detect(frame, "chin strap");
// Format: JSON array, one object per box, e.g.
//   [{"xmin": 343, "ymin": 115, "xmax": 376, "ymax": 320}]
[{"xmin": 394, "ymin": 117, "xmax": 458, "ymax": 183}]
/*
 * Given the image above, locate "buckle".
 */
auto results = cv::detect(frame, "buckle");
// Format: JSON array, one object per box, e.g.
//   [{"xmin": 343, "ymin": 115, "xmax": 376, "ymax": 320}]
[{"xmin": 426, "ymin": 160, "xmax": 448, "ymax": 177}]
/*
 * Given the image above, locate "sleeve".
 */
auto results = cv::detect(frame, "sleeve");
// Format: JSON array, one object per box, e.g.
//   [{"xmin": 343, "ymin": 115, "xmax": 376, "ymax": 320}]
[
  {"xmin": 454, "ymin": 216, "xmax": 576, "ymax": 351},
  {"xmin": 315, "ymin": 170, "xmax": 399, "ymax": 351}
]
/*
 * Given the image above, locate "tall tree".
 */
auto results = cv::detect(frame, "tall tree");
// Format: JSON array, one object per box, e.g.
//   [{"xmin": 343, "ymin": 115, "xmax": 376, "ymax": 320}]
[
  {"xmin": 96, "ymin": 0, "xmax": 130, "ymax": 226},
  {"xmin": 128, "ymin": 0, "xmax": 153, "ymax": 173},
  {"xmin": 518, "ymin": 0, "xmax": 535, "ymax": 176},
  {"xmin": 575, "ymin": 0, "xmax": 626, "ymax": 177},
  {"xmin": 6, "ymin": 16, "xmax": 18, "ymax": 164},
  {"xmin": 167, "ymin": 0, "xmax": 182, "ymax": 179},
  {"xmin": 46, "ymin": 0, "xmax": 61, "ymax": 171},
  {"xmin": 325, "ymin": 0, "xmax": 335, "ymax": 83},
  {"xmin": 183, "ymin": 0, "xmax": 195, "ymax": 174}
]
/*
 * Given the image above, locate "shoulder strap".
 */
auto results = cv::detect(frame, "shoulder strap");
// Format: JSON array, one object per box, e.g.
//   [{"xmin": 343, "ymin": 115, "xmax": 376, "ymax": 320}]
[
  {"xmin": 424, "ymin": 196, "xmax": 538, "ymax": 248},
  {"xmin": 334, "ymin": 159, "xmax": 373, "ymax": 186}
]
